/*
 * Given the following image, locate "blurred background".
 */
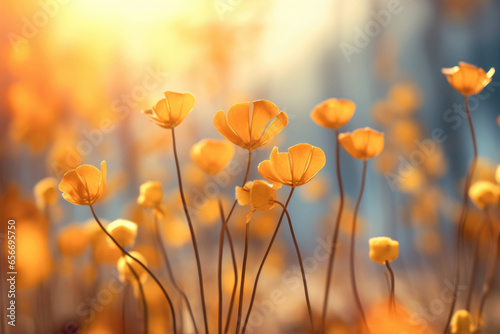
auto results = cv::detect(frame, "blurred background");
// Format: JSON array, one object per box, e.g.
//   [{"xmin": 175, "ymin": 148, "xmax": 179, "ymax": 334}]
[{"xmin": 1, "ymin": 0, "xmax": 500, "ymax": 333}]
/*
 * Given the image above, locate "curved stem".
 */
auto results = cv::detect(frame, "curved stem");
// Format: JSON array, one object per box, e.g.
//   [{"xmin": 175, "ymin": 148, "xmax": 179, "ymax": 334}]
[
  {"xmin": 241, "ymin": 188, "xmax": 295, "ymax": 334},
  {"xmin": 152, "ymin": 212, "xmax": 198, "ymax": 334},
  {"xmin": 443, "ymin": 97, "xmax": 478, "ymax": 334},
  {"xmin": 275, "ymin": 201, "xmax": 314, "ymax": 331},
  {"xmin": 321, "ymin": 130, "xmax": 345, "ymax": 333},
  {"xmin": 125, "ymin": 261, "xmax": 148, "ymax": 334},
  {"xmin": 465, "ymin": 219, "xmax": 488, "ymax": 311},
  {"xmin": 235, "ymin": 223, "xmax": 250, "ymax": 334},
  {"xmin": 171, "ymin": 128, "xmax": 209, "ymax": 334},
  {"xmin": 218, "ymin": 200, "xmax": 239, "ymax": 334},
  {"xmin": 477, "ymin": 208, "xmax": 499, "ymax": 325},
  {"xmin": 349, "ymin": 161, "xmax": 368, "ymax": 331},
  {"xmin": 89, "ymin": 205, "xmax": 177, "ymax": 334},
  {"xmin": 217, "ymin": 150, "xmax": 251, "ymax": 334},
  {"xmin": 385, "ymin": 261, "xmax": 396, "ymax": 313}
]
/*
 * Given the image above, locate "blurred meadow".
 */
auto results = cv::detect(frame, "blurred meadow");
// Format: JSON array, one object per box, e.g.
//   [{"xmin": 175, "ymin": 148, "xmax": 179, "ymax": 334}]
[{"xmin": 1, "ymin": 0, "xmax": 500, "ymax": 333}]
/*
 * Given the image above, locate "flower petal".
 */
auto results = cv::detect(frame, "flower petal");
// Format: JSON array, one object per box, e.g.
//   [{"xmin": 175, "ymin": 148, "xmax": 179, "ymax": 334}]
[
  {"xmin": 236, "ymin": 185, "xmax": 251, "ymax": 206},
  {"xmin": 270, "ymin": 147, "xmax": 292, "ymax": 183},
  {"xmin": 75, "ymin": 164, "xmax": 102, "ymax": 199},
  {"xmin": 59, "ymin": 170, "xmax": 87, "ymax": 204},
  {"xmin": 151, "ymin": 99, "xmax": 171, "ymax": 124},
  {"xmin": 257, "ymin": 160, "xmax": 283, "ymax": 185},
  {"xmin": 289, "ymin": 144, "xmax": 313, "ymax": 184},
  {"xmin": 255, "ymin": 111, "xmax": 288, "ymax": 149},
  {"xmin": 164, "ymin": 91, "xmax": 194, "ymax": 124},
  {"xmin": 250, "ymin": 100, "xmax": 280, "ymax": 142},
  {"xmin": 214, "ymin": 110, "xmax": 245, "ymax": 147},
  {"xmin": 227, "ymin": 102, "xmax": 251, "ymax": 144},
  {"xmin": 339, "ymin": 132, "xmax": 362, "ymax": 160},
  {"xmin": 300, "ymin": 146, "xmax": 326, "ymax": 184}
]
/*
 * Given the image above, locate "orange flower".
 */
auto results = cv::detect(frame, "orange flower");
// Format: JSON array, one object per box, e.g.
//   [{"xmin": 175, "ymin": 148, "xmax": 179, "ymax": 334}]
[
  {"xmin": 236, "ymin": 180, "xmax": 281, "ymax": 222},
  {"xmin": 142, "ymin": 91, "xmax": 195, "ymax": 129},
  {"xmin": 137, "ymin": 181, "xmax": 163, "ymax": 208},
  {"xmin": 310, "ymin": 98, "xmax": 355, "ymax": 129},
  {"xmin": 258, "ymin": 144, "xmax": 326, "ymax": 187},
  {"xmin": 59, "ymin": 161, "xmax": 107, "ymax": 205},
  {"xmin": 369, "ymin": 237, "xmax": 399, "ymax": 265},
  {"xmin": 339, "ymin": 127, "xmax": 384, "ymax": 160},
  {"xmin": 214, "ymin": 100, "xmax": 288, "ymax": 150},
  {"xmin": 107, "ymin": 219, "xmax": 138, "ymax": 247},
  {"xmin": 441, "ymin": 62, "xmax": 495, "ymax": 97},
  {"xmin": 468, "ymin": 181, "xmax": 500, "ymax": 209},
  {"xmin": 190, "ymin": 139, "xmax": 235, "ymax": 174},
  {"xmin": 450, "ymin": 310, "xmax": 475, "ymax": 334}
]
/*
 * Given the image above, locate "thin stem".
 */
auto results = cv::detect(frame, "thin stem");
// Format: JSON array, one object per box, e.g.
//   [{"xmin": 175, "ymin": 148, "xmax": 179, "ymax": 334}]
[
  {"xmin": 349, "ymin": 161, "xmax": 368, "ymax": 331},
  {"xmin": 385, "ymin": 261, "xmax": 396, "ymax": 313},
  {"xmin": 171, "ymin": 128, "xmax": 209, "ymax": 334},
  {"xmin": 465, "ymin": 220, "xmax": 488, "ymax": 311},
  {"xmin": 477, "ymin": 208, "xmax": 499, "ymax": 325},
  {"xmin": 218, "ymin": 200, "xmax": 239, "ymax": 334},
  {"xmin": 321, "ymin": 130, "xmax": 345, "ymax": 333},
  {"xmin": 89, "ymin": 205, "xmax": 177, "ymax": 334},
  {"xmin": 443, "ymin": 97, "xmax": 478, "ymax": 334},
  {"xmin": 235, "ymin": 223, "xmax": 250, "ymax": 334},
  {"xmin": 125, "ymin": 261, "xmax": 148, "ymax": 334},
  {"xmin": 241, "ymin": 188, "xmax": 295, "ymax": 334},
  {"xmin": 275, "ymin": 201, "xmax": 314, "ymax": 331},
  {"xmin": 217, "ymin": 150, "xmax": 252, "ymax": 334},
  {"xmin": 152, "ymin": 212, "xmax": 198, "ymax": 334}
]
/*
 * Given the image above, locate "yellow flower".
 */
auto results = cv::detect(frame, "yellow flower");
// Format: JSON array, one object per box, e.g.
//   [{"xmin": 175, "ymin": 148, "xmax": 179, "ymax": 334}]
[
  {"xmin": 258, "ymin": 144, "xmax": 326, "ymax": 187},
  {"xmin": 236, "ymin": 180, "xmax": 281, "ymax": 222},
  {"xmin": 441, "ymin": 62, "xmax": 495, "ymax": 97},
  {"xmin": 468, "ymin": 181, "xmax": 500, "ymax": 209},
  {"xmin": 310, "ymin": 98, "xmax": 355, "ymax": 129},
  {"xmin": 190, "ymin": 139, "xmax": 235, "ymax": 175},
  {"xmin": 107, "ymin": 219, "xmax": 138, "ymax": 247},
  {"xmin": 339, "ymin": 127, "xmax": 384, "ymax": 160},
  {"xmin": 368, "ymin": 237, "xmax": 399, "ymax": 265},
  {"xmin": 34, "ymin": 177, "xmax": 59, "ymax": 207},
  {"xmin": 137, "ymin": 181, "xmax": 163, "ymax": 208},
  {"xmin": 117, "ymin": 251, "xmax": 148, "ymax": 283},
  {"xmin": 450, "ymin": 310, "xmax": 475, "ymax": 334},
  {"xmin": 142, "ymin": 91, "xmax": 195, "ymax": 129},
  {"xmin": 214, "ymin": 100, "xmax": 288, "ymax": 151},
  {"xmin": 59, "ymin": 161, "xmax": 107, "ymax": 206}
]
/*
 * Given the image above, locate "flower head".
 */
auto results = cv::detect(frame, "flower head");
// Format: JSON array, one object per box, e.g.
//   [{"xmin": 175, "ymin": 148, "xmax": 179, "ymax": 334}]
[
  {"xmin": 142, "ymin": 91, "xmax": 195, "ymax": 129},
  {"xmin": 214, "ymin": 100, "xmax": 288, "ymax": 151},
  {"xmin": 441, "ymin": 62, "xmax": 495, "ymax": 97},
  {"xmin": 258, "ymin": 144, "xmax": 326, "ymax": 187},
  {"xmin": 450, "ymin": 310, "xmax": 475, "ymax": 334},
  {"xmin": 339, "ymin": 127, "xmax": 384, "ymax": 160},
  {"xmin": 310, "ymin": 98, "xmax": 355, "ymax": 129},
  {"xmin": 34, "ymin": 177, "xmax": 59, "ymax": 207},
  {"xmin": 117, "ymin": 251, "xmax": 148, "ymax": 283},
  {"xmin": 137, "ymin": 181, "xmax": 163, "ymax": 208},
  {"xmin": 468, "ymin": 181, "xmax": 500, "ymax": 209},
  {"xmin": 59, "ymin": 161, "xmax": 107, "ymax": 206},
  {"xmin": 369, "ymin": 237, "xmax": 399, "ymax": 265},
  {"xmin": 190, "ymin": 139, "xmax": 235, "ymax": 174},
  {"xmin": 107, "ymin": 219, "xmax": 138, "ymax": 247},
  {"xmin": 236, "ymin": 180, "xmax": 281, "ymax": 222}
]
